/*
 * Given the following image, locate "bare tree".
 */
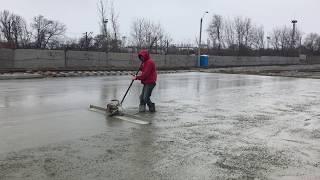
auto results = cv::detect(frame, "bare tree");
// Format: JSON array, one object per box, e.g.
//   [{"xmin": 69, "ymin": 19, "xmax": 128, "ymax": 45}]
[
  {"xmin": 234, "ymin": 16, "xmax": 246, "ymax": 49},
  {"xmin": 97, "ymin": 0, "xmax": 108, "ymax": 37},
  {"xmin": 97, "ymin": 0, "xmax": 123, "ymax": 51},
  {"xmin": 142, "ymin": 19, "xmax": 153, "ymax": 48},
  {"xmin": 110, "ymin": 2, "xmax": 119, "ymax": 41},
  {"xmin": 270, "ymin": 29, "xmax": 279, "ymax": 50},
  {"xmin": 207, "ymin": 14, "xmax": 223, "ymax": 50},
  {"xmin": 250, "ymin": 25, "xmax": 265, "ymax": 49},
  {"xmin": 279, "ymin": 26, "xmax": 292, "ymax": 50},
  {"xmin": 78, "ymin": 32, "xmax": 94, "ymax": 50},
  {"xmin": 131, "ymin": 18, "xmax": 145, "ymax": 49},
  {"xmin": 31, "ymin": 15, "xmax": 66, "ymax": 48},
  {"xmin": 270, "ymin": 25, "xmax": 302, "ymax": 55},
  {"xmin": 109, "ymin": 1, "xmax": 120, "ymax": 50},
  {"xmin": 270, "ymin": 28, "xmax": 281, "ymax": 50},
  {"xmin": 293, "ymin": 28, "xmax": 302, "ymax": 49},
  {"xmin": 155, "ymin": 29, "xmax": 172, "ymax": 54},
  {"xmin": 150, "ymin": 22, "xmax": 172, "ymax": 52},
  {"xmin": 65, "ymin": 38, "xmax": 80, "ymax": 49},
  {"xmin": 234, "ymin": 17, "xmax": 252, "ymax": 47},
  {"xmin": 304, "ymin": 33, "xmax": 320, "ymax": 52},
  {"xmin": 243, "ymin": 18, "xmax": 252, "ymax": 47},
  {"xmin": 11, "ymin": 15, "xmax": 21, "ymax": 47},
  {"xmin": 316, "ymin": 37, "xmax": 320, "ymax": 53},
  {"xmin": 93, "ymin": 34, "xmax": 106, "ymax": 49},
  {"xmin": 130, "ymin": 18, "xmax": 170, "ymax": 51},
  {"xmin": 0, "ymin": 10, "xmax": 13, "ymax": 43},
  {"xmin": 0, "ymin": 10, "xmax": 31, "ymax": 48},
  {"xmin": 19, "ymin": 21, "xmax": 32, "ymax": 48},
  {"xmin": 11, "ymin": 15, "xmax": 31, "ymax": 48},
  {"xmin": 224, "ymin": 18, "xmax": 236, "ymax": 49}
]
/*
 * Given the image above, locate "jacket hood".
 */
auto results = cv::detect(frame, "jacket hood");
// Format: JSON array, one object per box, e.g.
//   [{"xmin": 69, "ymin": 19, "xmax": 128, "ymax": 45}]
[{"xmin": 138, "ymin": 50, "xmax": 150, "ymax": 62}]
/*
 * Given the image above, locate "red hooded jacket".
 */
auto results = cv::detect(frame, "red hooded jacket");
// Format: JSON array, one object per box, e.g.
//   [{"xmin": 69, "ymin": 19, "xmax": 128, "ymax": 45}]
[{"xmin": 136, "ymin": 50, "xmax": 157, "ymax": 84}]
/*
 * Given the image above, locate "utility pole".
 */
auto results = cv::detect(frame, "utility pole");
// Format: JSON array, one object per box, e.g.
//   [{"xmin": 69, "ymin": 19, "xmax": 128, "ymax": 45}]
[
  {"xmin": 85, "ymin": 32, "xmax": 88, "ymax": 50},
  {"xmin": 155, "ymin": 37, "xmax": 158, "ymax": 54},
  {"xmin": 37, "ymin": 28, "xmax": 40, "ymax": 48},
  {"xmin": 148, "ymin": 32, "xmax": 152, "ymax": 51},
  {"xmin": 37, "ymin": 20, "xmax": 41, "ymax": 48},
  {"xmin": 198, "ymin": 11, "xmax": 208, "ymax": 67},
  {"xmin": 8, "ymin": 22, "xmax": 11, "ymax": 42},
  {"xmin": 166, "ymin": 40, "xmax": 169, "ymax": 55}
]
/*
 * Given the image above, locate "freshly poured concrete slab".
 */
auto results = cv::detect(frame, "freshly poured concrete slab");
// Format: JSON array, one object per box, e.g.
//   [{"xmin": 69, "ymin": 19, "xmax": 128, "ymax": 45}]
[
  {"xmin": 0, "ymin": 73, "xmax": 320, "ymax": 179},
  {"xmin": 113, "ymin": 115, "xmax": 150, "ymax": 125},
  {"xmin": 89, "ymin": 104, "xmax": 150, "ymax": 125}
]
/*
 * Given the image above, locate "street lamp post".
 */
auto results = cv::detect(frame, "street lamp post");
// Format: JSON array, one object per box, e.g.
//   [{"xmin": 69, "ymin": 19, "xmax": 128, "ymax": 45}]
[
  {"xmin": 291, "ymin": 20, "xmax": 298, "ymax": 48},
  {"xmin": 198, "ymin": 11, "xmax": 208, "ymax": 67}
]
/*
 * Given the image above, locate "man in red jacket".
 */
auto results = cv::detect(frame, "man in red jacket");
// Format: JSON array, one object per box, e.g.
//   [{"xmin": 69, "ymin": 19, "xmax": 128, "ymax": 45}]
[{"xmin": 132, "ymin": 50, "xmax": 157, "ymax": 112}]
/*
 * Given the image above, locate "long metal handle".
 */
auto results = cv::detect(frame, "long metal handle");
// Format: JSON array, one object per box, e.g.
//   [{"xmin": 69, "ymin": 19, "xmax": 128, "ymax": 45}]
[{"xmin": 120, "ymin": 63, "xmax": 143, "ymax": 105}]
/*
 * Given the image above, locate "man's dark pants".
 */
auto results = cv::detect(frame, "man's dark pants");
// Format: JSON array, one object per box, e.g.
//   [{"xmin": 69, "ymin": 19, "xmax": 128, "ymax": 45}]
[{"xmin": 140, "ymin": 83, "xmax": 156, "ymax": 108}]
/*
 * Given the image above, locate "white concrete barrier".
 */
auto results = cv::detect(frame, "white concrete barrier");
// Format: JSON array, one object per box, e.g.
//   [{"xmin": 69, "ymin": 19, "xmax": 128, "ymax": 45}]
[
  {"xmin": 1, "ymin": 48, "xmax": 316, "ymax": 70},
  {"xmin": 14, "ymin": 49, "xmax": 65, "ymax": 68}
]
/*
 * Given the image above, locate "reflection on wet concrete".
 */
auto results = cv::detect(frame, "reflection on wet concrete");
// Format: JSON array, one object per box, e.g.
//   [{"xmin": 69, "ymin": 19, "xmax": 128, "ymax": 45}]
[{"xmin": 1, "ymin": 73, "xmax": 320, "ymax": 179}]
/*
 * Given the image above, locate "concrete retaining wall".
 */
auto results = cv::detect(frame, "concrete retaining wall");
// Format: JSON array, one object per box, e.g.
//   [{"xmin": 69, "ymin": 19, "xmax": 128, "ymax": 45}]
[
  {"xmin": 306, "ymin": 56, "xmax": 320, "ymax": 64},
  {"xmin": 209, "ymin": 56, "xmax": 300, "ymax": 67},
  {"xmin": 66, "ymin": 51, "xmax": 107, "ymax": 67},
  {"xmin": 152, "ymin": 54, "xmax": 197, "ymax": 68},
  {"xmin": 14, "ymin": 49, "xmax": 65, "ymax": 68},
  {"xmin": 0, "ymin": 49, "xmax": 14, "ymax": 68},
  {"xmin": 1, "ymin": 48, "xmax": 319, "ymax": 70},
  {"xmin": 108, "ymin": 53, "xmax": 140, "ymax": 68},
  {"xmin": 107, "ymin": 54, "xmax": 196, "ymax": 68}
]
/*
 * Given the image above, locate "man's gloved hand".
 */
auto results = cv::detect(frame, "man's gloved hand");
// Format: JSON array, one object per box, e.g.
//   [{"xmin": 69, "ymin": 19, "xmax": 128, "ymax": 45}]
[{"xmin": 131, "ymin": 75, "xmax": 137, "ymax": 80}]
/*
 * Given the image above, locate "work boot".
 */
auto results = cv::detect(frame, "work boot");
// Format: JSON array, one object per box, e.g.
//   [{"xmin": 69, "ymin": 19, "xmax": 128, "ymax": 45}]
[
  {"xmin": 148, "ymin": 103, "xmax": 156, "ymax": 112},
  {"xmin": 139, "ymin": 104, "xmax": 146, "ymax": 112}
]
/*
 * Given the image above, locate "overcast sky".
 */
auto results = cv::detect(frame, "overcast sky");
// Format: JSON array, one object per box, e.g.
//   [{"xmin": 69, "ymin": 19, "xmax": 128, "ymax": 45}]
[{"xmin": 1, "ymin": 0, "xmax": 319, "ymax": 44}]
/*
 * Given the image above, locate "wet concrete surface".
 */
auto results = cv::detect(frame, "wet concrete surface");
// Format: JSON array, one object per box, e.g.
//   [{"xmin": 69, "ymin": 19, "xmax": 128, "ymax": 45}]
[
  {"xmin": 1, "ymin": 72, "xmax": 320, "ymax": 179},
  {"xmin": 202, "ymin": 64, "xmax": 320, "ymax": 79}
]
